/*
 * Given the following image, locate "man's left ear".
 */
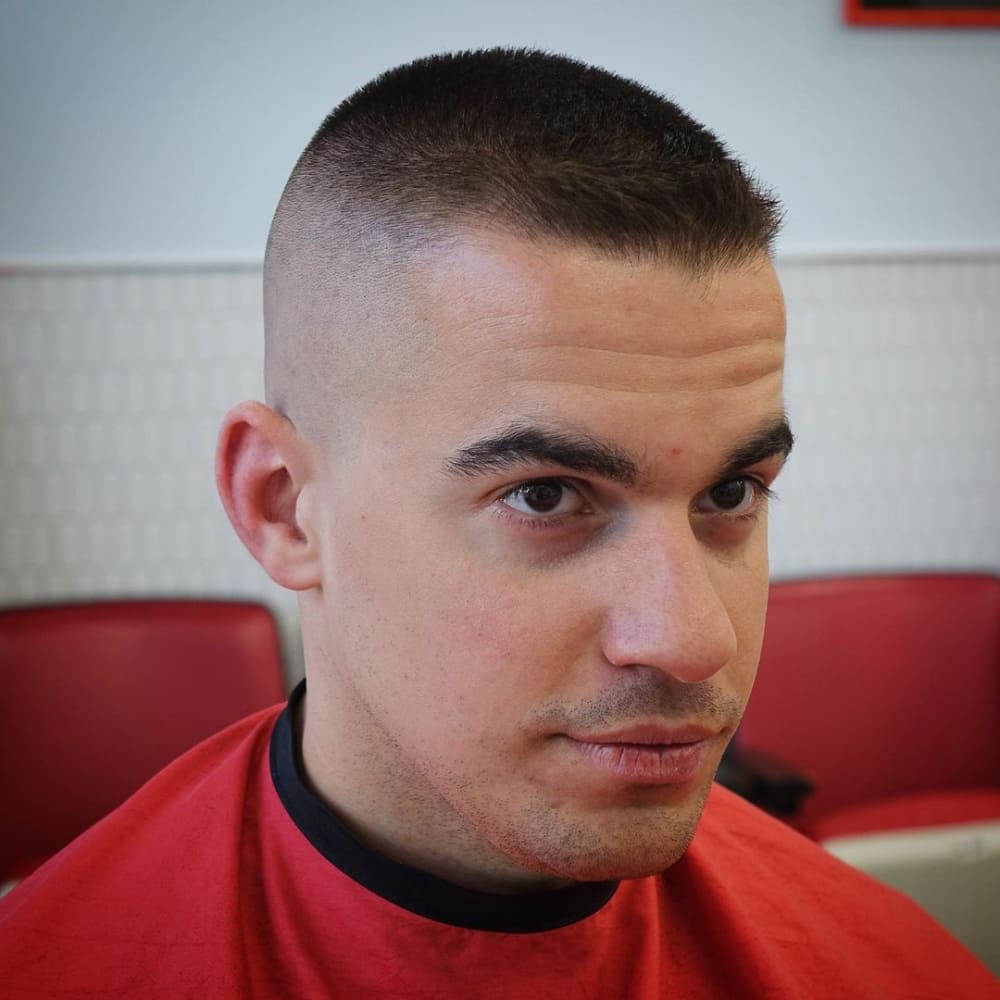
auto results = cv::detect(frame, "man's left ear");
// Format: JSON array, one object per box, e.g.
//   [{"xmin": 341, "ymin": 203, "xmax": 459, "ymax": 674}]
[{"xmin": 215, "ymin": 401, "xmax": 322, "ymax": 591}]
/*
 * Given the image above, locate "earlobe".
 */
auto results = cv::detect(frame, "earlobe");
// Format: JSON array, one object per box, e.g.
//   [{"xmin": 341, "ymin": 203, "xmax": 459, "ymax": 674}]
[{"xmin": 216, "ymin": 401, "xmax": 322, "ymax": 591}]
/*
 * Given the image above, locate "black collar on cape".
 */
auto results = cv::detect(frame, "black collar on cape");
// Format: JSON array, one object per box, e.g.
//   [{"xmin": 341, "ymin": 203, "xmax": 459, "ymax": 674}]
[{"xmin": 270, "ymin": 680, "xmax": 619, "ymax": 933}]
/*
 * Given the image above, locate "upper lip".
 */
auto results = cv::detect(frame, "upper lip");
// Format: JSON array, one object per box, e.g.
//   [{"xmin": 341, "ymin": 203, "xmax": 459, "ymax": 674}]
[{"xmin": 565, "ymin": 723, "xmax": 720, "ymax": 746}]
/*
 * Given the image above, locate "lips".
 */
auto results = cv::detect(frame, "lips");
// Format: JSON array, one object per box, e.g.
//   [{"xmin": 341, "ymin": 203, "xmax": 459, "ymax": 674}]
[
  {"xmin": 562, "ymin": 723, "xmax": 720, "ymax": 784},
  {"xmin": 572, "ymin": 723, "xmax": 718, "ymax": 746}
]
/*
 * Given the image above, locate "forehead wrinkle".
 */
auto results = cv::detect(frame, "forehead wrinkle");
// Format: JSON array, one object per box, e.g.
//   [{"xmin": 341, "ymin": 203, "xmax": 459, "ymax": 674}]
[
  {"xmin": 518, "ymin": 338, "xmax": 784, "ymax": 360},
  {"xmin": 494, "ymin": 349, "xmax": 785, "ymax": 396},
  {"xmin": 505, "ymin": 367, "xmax": 783, "ymax": 396},
  {"xmin": 425, "ymin": 309, "xmax": 785, "ymax": 360},
  {"xmin": 446, "ymin": 337, "xmax": 783, "ymax": 374},
  {"xmin": 450, "ymin": 336, "xmax": 784, "ymax": 366}
]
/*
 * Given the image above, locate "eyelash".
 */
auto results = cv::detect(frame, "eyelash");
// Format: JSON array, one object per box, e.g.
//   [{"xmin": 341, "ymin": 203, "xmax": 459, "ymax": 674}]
[
  {"xmin": 493, "ymin": 476, "xmax": 776, "ymax": 532},
  {"xmin": 493, "ymin": 478, "xmax": 586, "ymax": 531},
  {"xmin": 709, "ymin": 479, "xmax": 776, "ymax": 523},
  {"xmin": 720, "ymin": 476, "xmax": 777, "ymax": 521}
]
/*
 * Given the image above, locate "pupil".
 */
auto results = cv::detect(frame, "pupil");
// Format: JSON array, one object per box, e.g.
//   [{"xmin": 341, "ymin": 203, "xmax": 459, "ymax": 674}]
[
  {"xmin": 710, "ymin": 479, "xmax": 748, "ymax": 510},
  {"xmin": 523, "ymin": 482, "xmax": 562, "ymax": 512}
]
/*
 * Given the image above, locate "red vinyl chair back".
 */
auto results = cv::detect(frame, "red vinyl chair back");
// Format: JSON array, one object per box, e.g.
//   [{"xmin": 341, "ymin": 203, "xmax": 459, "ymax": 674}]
[
  {"xmin": 0, "ymin": 600, "xmax": 287, "ymax": 880},
  {"xmin": 739, "ymin": 574, "xmax": 1000, "ymax": 834}
]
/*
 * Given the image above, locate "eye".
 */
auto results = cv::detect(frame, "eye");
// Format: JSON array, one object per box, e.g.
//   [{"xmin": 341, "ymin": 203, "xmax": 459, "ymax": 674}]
[
  {"xmin": 499, "ymin": 479, "xmax": 587, "ymax": 518},
  {"xmin": 698, "ymin": 477, "xmax": 770, "ymax": 518}
]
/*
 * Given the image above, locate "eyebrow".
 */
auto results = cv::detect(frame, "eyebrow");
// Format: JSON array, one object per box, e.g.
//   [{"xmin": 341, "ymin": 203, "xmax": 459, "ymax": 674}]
[
  {"xmin": 443, "ymin": 415, "xmax": 794, "ymax": 486},
  {"xmin": 445, "ymin": 424, "xmax": 639, "ymax": 485},
  {"xmin": 715, "ymin": 415, "xmax": 795, "ymax": 481}
]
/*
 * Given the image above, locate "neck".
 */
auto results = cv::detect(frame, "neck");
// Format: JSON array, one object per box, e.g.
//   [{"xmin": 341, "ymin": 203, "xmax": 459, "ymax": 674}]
[{"xmin": 297, "ymin": 674, "xmax": 573, "ymax": 895}]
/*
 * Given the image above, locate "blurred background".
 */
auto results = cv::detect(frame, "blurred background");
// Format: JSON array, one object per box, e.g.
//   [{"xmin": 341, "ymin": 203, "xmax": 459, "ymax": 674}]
[{"xmin": 1, "ymin": 1, "xmax": 998, "ymax": 677}]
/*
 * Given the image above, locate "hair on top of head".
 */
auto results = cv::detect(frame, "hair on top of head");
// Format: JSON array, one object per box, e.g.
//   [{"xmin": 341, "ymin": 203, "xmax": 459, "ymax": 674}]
[
  {"xmin": 263, "ymin": 49, "xmax": 783, "ymax": 425},
  {"xmin": 273, "ymin": 48, "xmax": 781, "ymax": 269}
]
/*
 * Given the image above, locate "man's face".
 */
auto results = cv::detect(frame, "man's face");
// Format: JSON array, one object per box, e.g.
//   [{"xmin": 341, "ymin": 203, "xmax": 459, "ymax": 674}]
[{"xmin": 303, "ymin": 231, "xmax": 788, "ymax": 888}]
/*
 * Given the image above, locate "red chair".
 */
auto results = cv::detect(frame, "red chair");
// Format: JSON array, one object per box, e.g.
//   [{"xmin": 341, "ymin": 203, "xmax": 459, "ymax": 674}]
[
  {"xmin": 738, "ymin": 574, "xmax": 1000, "ymax": 839},
  {"xmin": 0, "ymin": 600, "xmax": 288, "ymax": 883}
]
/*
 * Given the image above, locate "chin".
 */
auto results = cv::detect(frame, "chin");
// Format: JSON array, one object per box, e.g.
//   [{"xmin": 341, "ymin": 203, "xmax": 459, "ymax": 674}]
[
  {"xmin": 552, "ymin": 829, "xmax": 699, "ymax": 883},
  {"xmin": 504, "ymin": 789, "xmax": 710, "ymax": 884}
]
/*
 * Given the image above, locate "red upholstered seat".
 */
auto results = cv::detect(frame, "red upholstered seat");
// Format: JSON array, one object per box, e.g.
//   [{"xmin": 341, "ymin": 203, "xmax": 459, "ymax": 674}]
[
  {"xmin": 809, "ymin": 787, "xmax": 1000, "ymax": 842},
  {"xmin": 0, "ymin": 600, "xmax": 287, "ymax": 883},
  {"xmin": 738, "ymin": 574, "xmax": 1000, "ymax": 838}
]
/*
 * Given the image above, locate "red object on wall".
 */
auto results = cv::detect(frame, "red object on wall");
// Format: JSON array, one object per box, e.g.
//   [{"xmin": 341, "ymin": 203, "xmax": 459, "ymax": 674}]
[
  {"xmin": 0, "ymin": 600, "xmax": 288, "ymax": 881},
  {"xmin": 845, "ymin": 1, "xmax": 1000, "ymax": 28},
  {"xmin": 739, "ymin": 574, "xmax": 1000, "ymax": 836}
]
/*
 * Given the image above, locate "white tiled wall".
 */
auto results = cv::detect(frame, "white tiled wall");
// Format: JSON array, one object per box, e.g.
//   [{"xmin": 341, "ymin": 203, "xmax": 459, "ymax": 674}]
[
  {"xmin": 1, "ymin": 255, "xmax": 998, "ymax": 678},
  {"xmin": 0, "ymin": 266, "xmax": 304, "ymax": 675},
  {"xmin": 774, "ymin": 254, "xmax": 999, "ymax": 576}
]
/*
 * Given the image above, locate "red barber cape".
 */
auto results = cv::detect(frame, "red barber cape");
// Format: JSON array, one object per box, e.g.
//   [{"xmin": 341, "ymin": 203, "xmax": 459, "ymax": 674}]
[{"xmin": 2, "ymin": 687, "xmax": 997, "ymax": 998}]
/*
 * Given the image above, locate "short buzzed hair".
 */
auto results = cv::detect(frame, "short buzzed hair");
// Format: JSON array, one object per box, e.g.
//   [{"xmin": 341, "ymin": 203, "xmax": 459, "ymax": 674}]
[
  {"xmin": 276, "ymin": 48, "xmax": 780, "ymax": 265},
  {"xmin": 264, "ymin": 49, "xmax": 781, "ymax": 425}
]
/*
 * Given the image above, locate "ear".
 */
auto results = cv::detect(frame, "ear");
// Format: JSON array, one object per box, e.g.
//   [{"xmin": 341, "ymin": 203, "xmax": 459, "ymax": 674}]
[{"xmin": 216, "ymin": 401, "xmax": 321, "ymax": 591}]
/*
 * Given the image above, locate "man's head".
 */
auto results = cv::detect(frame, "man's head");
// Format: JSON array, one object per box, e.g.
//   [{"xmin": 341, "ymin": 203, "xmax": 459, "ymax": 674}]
[{"xmin": 218, "ymin": 49, "xmax": 791, "ymax": 891}]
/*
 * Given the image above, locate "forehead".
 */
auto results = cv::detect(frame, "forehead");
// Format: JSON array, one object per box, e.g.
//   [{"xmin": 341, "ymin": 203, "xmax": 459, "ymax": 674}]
[
  {"xmin": 422, "ymin": 231, "xmax": 784, "ymax": 341},
  {"xmin": 328, "ymin": 230, "xmax": 787, "ymax": 491},
  {"xmin": 398, "ymin": 232, "xmax": 785, "ymax": 440},
  {"xmin": 415, "ymin": 231, "xmax": 782, "ymax": 372}
]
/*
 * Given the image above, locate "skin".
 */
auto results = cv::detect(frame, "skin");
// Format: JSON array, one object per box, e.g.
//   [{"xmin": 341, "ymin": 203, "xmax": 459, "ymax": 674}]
[{"xmin": 217, "ymin": 229, "xmax": 789, "ymax": 893}]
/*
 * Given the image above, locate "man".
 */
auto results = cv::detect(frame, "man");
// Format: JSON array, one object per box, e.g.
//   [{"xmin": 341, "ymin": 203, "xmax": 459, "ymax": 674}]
[{"xmin": 2, "ymin": 49, "xmax": 996, "ymax": 997}]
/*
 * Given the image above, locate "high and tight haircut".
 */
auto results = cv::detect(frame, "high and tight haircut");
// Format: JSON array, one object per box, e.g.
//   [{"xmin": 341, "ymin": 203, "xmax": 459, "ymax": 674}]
[{"xmin": 271, "ymin": 48, "xmax": 782, "ymax": 270}]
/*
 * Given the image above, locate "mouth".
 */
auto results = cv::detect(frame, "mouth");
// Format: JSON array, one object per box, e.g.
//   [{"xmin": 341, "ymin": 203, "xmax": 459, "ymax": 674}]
[{"xmin": 561, "ymin": 724, "xmax": 721, "ymax": 784}]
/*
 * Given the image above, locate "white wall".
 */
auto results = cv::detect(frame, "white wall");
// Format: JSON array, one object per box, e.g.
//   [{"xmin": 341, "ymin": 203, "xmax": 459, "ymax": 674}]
[{"xmin": 2, "ymin": 0, "xmax": 999, "ymax": 262}]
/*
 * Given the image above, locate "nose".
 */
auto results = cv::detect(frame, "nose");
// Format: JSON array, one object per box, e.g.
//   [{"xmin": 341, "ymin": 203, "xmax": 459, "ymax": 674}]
[{"xmin": 599, "ymin": 518, "xmax": 739, "ymax": 684}]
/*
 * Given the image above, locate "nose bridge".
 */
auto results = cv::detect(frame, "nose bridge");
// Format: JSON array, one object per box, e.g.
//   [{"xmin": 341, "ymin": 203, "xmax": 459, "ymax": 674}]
[{"xmin": 600, "ymin": 512, "xmax": 737, "ymax": 683}]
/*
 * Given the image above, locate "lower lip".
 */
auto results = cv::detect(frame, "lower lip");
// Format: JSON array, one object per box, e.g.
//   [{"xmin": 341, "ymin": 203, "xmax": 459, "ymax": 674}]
[{"xmin": 565, "ymin": 738, "xmax": 713, "ymax": 784}]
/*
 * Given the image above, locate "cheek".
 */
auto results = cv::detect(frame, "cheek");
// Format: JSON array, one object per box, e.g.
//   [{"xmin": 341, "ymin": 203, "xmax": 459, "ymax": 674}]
[
  {"xmin": 731, "ymin": 568, "xmax": 769, "ymax": 649},
  {"xmin": 433, "ymin": 569, "xmax": 600, "ymax": 718},
  {"xmin": 708, "ymin": 532, "xmax": 770, "ymax": 678},
  {"xmin": 325, "ymin": 510, "xmax": 593, "ymax": 731}
]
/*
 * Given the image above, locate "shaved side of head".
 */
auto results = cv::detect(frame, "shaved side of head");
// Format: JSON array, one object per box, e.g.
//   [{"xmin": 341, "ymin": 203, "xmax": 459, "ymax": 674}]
[
  {"xmin": 263, "ymin": 48, "xmax": 782, "ymax": 446},
  {"xmin": 263, "ymin": 202, "xmax": 423, "ymax": 448}
]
